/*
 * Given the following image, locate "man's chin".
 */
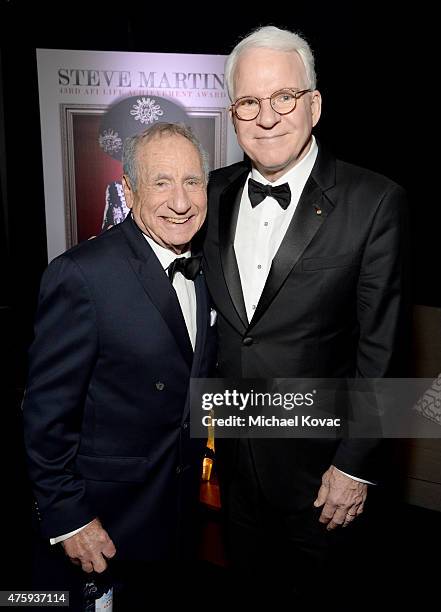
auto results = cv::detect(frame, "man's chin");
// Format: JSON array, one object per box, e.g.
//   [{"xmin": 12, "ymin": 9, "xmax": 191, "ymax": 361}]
[
  {"xmin": 255, "ymin": 158, "xmax": 294, "ymax": 180},
  {"xmin": 162, "ymin": 233, "xmax": 193, "ymax": 254}
]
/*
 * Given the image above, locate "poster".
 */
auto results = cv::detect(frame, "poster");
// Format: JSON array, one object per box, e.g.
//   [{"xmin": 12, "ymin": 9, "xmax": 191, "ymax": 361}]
[{"xmin": 36, "ymin": 49, "xmax": 242, "ymax": 260}]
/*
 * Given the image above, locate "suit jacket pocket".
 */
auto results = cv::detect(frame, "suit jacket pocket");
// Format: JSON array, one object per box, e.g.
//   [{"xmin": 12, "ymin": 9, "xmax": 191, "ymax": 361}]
[
  {"xmin": 74, "ymin": 454, "xmax": 152, "ymax": 483},
  {"xmin": 302, "ymin": 252, "xmax": 358, "ymax": 271}
]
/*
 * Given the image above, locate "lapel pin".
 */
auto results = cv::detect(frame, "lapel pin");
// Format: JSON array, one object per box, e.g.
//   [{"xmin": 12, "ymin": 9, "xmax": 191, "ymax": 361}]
[{"xmin": 315, "ymin": 206, "xmax": 322, "ymax": 215}]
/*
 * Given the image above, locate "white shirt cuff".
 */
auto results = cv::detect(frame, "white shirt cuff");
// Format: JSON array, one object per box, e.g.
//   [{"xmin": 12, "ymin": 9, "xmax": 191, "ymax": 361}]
[
  {"xmin": 335, "ymin": 467, "xmax": 375, "ymax": 485},
  {"xmin": 50, "ymin": 520, "xmax": 94, "ymax": 545}
]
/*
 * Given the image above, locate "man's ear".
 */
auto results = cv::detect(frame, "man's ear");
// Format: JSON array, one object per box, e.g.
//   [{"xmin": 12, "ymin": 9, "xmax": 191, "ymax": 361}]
[
  {"xmin": 122, "ymin": 175, "xmax": 134, "ymax": 209},
  {"xmin": 229, "ymin": 107, "xmax": 237, "ymax": 134},
  {"xmin": 311, "ymin": 90, "xmax": 322, "ymax": 128}
]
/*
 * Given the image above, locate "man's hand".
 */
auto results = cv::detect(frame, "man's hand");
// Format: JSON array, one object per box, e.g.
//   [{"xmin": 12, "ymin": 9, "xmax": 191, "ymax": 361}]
[
  {"xmin": 313, "ymin": 465, "xmax": 367, "ymax": 530},
  {"xmin": 62, "ymin": 518, "xmax": 116, "ymax": 573}
]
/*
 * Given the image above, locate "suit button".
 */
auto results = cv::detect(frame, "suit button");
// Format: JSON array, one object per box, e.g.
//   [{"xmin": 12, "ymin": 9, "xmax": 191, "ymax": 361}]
[
  {"xmin": 176, "ymin": 465, "xmax": 182, "ymax": 474},
  {"xmin": 155, "ymin": 382, "xmax": 165, "ymax": 391},
  {"xmin": 242, "ymin": 336, "xmax": 254, "ymax": 346},
  {"xmin": 182, "ymin": 422, "xmax": 189, "ymax": 430}
]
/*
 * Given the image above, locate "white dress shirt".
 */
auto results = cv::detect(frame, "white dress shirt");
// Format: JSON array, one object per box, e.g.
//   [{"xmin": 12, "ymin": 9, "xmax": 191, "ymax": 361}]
[
  {"xmin": 50, "ymin": 233, "xmax": 198, "ymax": 545},
  {"xmin": 235, "ymin": 137, "xmax": 318, "ymax": 322}
]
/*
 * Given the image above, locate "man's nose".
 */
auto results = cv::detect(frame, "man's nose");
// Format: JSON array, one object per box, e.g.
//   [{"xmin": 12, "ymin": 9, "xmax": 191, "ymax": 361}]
[
  {"xmin": 256, "ymin": 99, "xmax": 281, "ymax": 129},
  {"xmin": 168, "ymin": 184, "xmax": 191, "ymax": 213}
]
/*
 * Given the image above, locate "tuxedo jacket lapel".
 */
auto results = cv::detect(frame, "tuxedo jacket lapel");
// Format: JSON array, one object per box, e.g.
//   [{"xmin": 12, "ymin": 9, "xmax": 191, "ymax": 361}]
[
  {"xmin": 178, "ymin": 272, "xmax": 210, "ymax": 424},
  {"xmin": 191, "ymin": 272, "xmax": 208, "ymax": 377},
  {"xmin": 219, "ymin": 170, "xmax": 249, "ymax": 330},
  {"xmin": 249, "ymin": 176, "xmax": 333, "ymax": 329},
  {"xmin": 120, "ymin": 216, "xmax": 194, "ymax": 368},
  {"xmin": 214, "ymin": 143, "xmax": 337, "ymax": 332}
]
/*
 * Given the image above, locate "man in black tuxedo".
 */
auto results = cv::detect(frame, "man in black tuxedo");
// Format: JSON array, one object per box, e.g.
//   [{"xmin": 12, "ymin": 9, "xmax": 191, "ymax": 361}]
[
  {"xmin": 203, "ymin": 26, "xmax": 408, "ymax": 601},
  {"xmin": 23, "ymin": 123, "xmax": 216, "ymax": 607}
]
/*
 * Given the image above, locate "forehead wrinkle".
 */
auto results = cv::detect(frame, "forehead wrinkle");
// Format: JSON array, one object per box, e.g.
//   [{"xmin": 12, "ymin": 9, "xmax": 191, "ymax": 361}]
[
  {"xmin": 153, "ymin": 172, "xmax": 173, "ymax": 180},
  {"xmin": 150, "ymin": 171, "xmax": 203, "ymax": 181}
]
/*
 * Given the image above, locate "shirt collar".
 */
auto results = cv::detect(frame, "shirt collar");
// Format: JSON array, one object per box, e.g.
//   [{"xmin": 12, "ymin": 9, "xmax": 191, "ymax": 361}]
[{"xmin": 143, "ymin": 235, "xmax": 191, "ymax": 270}]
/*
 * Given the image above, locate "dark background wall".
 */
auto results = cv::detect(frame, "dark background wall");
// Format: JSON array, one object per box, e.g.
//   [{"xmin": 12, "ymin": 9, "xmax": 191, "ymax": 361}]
[
  {"xmin": 0, "ymin": 0, "xmax": 439, "ymax": 595},
  {"xmin": 1, "ymin": 1, "xmax": 437, "ymax": 388}
]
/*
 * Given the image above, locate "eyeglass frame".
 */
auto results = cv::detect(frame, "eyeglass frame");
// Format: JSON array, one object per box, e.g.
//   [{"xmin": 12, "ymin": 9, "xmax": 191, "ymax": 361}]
[{"xmin": 230, "ymin": 88, "xmax": 312, "ymax": 121}]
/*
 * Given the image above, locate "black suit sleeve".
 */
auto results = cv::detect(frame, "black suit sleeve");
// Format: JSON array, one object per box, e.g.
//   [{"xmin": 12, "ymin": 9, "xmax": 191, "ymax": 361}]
[
  {"xmin": 22, "ymin": 255, "xmax": 98, "ymax": 538},
  {"xmin": 332, "ymin": 184, "xmax": 409, "ymax": 480}
]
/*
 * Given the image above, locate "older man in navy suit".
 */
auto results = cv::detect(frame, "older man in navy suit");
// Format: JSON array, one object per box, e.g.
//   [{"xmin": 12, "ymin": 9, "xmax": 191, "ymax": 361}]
[{"xmin": 23, "ymin": 123, "xmax": 216, "ymax": 607}]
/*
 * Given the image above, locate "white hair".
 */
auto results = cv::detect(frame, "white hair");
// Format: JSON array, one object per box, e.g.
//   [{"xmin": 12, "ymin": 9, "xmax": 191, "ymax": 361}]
[{"xmin": 225, "ymin": 25, "xmax": 317, "ymax": 100}]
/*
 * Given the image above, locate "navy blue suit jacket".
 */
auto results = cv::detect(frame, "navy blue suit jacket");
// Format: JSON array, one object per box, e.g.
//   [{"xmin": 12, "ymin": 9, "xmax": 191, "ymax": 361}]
[{"xmin": 23, "ymin": 215, "xmax": 216, "ymax": 561}]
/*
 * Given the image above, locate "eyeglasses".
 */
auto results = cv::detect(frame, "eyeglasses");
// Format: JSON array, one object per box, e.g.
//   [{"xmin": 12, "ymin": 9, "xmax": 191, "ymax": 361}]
[{"xmin": 230, "ymin": 88, "xmax": 312, "ymax": 121}]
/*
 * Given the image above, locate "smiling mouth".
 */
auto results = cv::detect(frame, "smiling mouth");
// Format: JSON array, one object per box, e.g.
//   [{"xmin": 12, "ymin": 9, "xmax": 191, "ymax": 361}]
[
  {"xmin": 256, "ymin": 134, "xmax": 286, "ymax": 140},
  {"xmin": 163, "ymin": 217, "xmax": 192, "ymax": 224}
]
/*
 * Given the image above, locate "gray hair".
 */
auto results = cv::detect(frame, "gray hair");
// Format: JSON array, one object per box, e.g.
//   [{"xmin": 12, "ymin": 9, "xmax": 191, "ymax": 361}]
[
  {"xmin": 122, "ymin": 122, "xmax": 210, "ymax": 190},
  {"xmin": 225, "ymin": 25, "xmax": 317, "ymax": 101}
]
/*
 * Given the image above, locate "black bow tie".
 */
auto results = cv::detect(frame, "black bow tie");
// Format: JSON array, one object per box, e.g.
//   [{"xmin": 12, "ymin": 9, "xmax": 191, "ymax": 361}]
[
  {"xmin": 167, "ymin": 255, "xmax": 202, "ymax": 282},
  {"xmin": 248, "ymin": 177, "xmax": 291, "ymax": 210}
]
